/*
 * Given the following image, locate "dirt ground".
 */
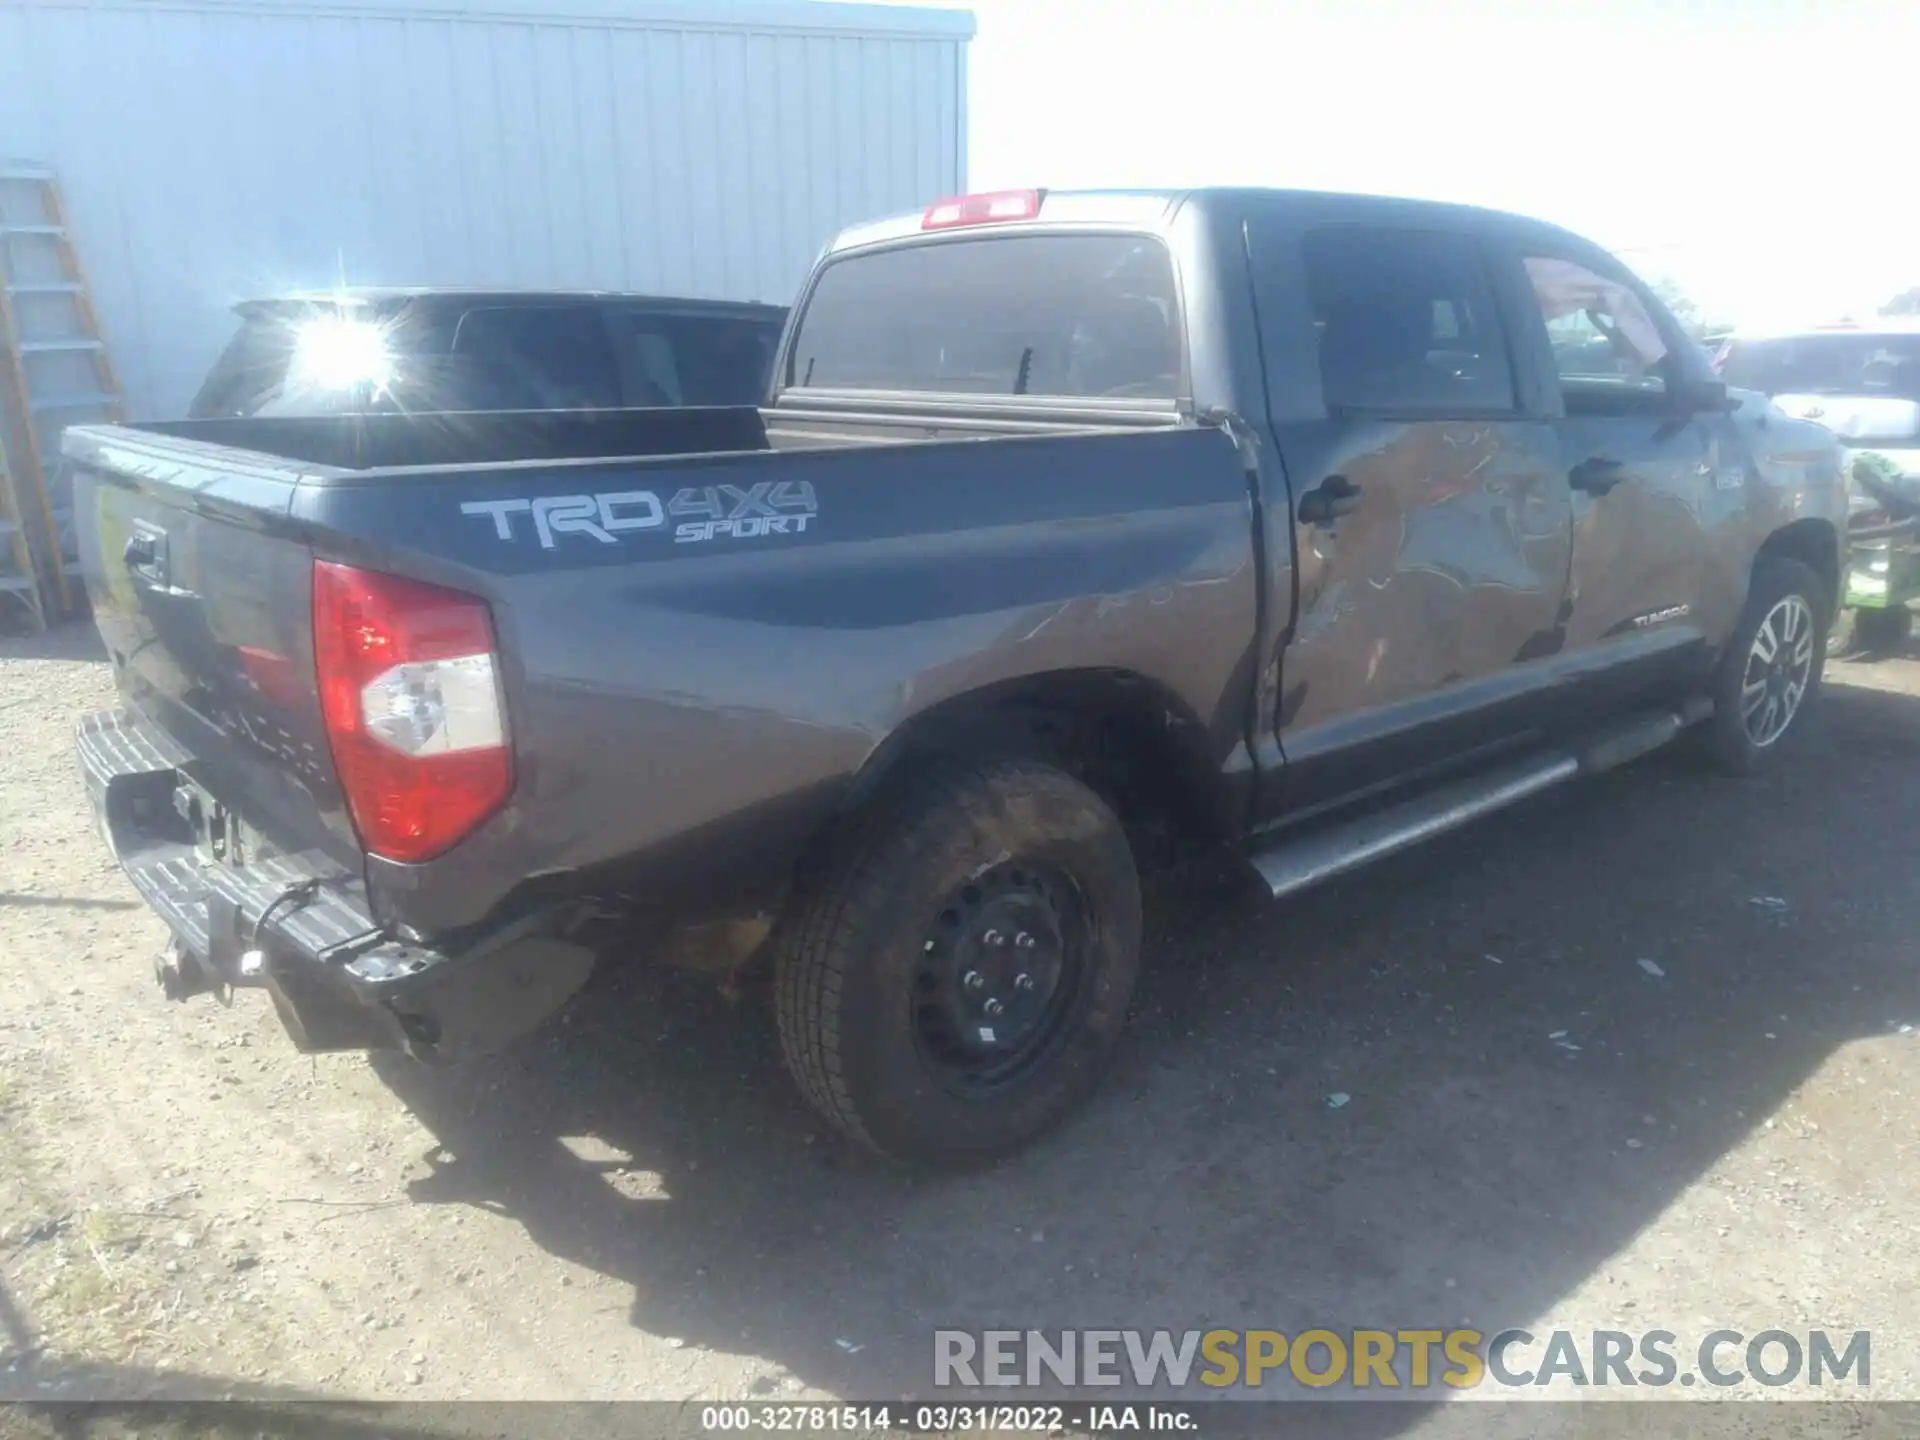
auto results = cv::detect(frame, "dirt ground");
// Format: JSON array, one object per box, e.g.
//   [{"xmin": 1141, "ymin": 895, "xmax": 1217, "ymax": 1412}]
[{"xmin": 4, "ymin": 620, "xmax": 1920, "ymax": 1429}]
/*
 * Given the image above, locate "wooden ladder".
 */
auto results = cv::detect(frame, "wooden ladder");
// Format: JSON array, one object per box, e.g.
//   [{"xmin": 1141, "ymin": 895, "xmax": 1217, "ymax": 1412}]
[
  {"xmin": 0, "ymin": 429, "xmax": 50, "ymax": 629},
  {"xmin": 0, "ymin": 160, "xmax": 124, "ymax": 628}
]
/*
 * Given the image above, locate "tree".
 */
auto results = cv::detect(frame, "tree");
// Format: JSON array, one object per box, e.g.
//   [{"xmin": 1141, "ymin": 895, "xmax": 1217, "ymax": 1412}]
[
  {"xmin": 1649, "ymin": 275, "xmax": 1706, "ymax": 336},
  {"xmin": 1643, "ymin": 274, "xmax": 1735, "ymax": 345},
  {"xmin": 1882, "ymin": 286, "xmax": 1920, "ymax": 316}
]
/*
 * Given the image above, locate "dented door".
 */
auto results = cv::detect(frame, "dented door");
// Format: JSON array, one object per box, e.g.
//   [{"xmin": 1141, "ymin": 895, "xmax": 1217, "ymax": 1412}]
[
  {"xmin": 1248, "ymin": 216, "xmax": 1574, "ymax": 810},
  {"xmin": 1513, "ymin": 251, "xmax": 1719, "ymax": 698}
]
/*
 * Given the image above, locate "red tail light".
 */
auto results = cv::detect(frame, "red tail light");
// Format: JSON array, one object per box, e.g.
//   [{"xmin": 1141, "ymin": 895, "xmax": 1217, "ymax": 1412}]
[
  {"xmin": 312, "ymin": 561, "xmax": 512, "ymax": 864},
  {"xmin": 921, "ymin": 188, "xmax": 1043, "ymax": 230}
]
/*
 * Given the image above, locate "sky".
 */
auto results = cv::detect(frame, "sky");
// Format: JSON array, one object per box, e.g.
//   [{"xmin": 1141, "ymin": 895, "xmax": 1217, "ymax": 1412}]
[{"xmin": 868, "ymin": 0, "xmax": 1920, "ymax": 329}]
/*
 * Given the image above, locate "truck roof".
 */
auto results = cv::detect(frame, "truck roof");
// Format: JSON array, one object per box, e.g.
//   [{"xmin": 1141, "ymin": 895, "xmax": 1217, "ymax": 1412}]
[
  {"xmin": 238, "ymin": 287, "xmax": 787, "ymax": 318},
  {"xmin": 1727, "ymin": 317, "xmax": 1920, "ymax": 342},
  {"xmin": 823, "ymin": 185, "xmax": 1589, "ymax": 257}
]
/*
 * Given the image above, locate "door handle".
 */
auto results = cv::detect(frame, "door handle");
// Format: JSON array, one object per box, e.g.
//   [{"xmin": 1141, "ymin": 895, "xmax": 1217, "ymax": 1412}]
[
  {"xmin": 1299, "ymin": 473, "xmax": 1362, "ymax": 526},
  {"xmin": 1570, "ymin": 456, "xmax": 1625, "ymax": 496}
]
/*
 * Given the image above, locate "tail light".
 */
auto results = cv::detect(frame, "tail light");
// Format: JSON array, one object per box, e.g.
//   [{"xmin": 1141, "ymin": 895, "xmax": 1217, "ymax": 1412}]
[
  {"xmin": 921, "ymin": 189, "xmax": 1043, "ymax": 230},
  {"xmin": 312, "ymin": 560, "xmax": 511, "ymax": 863}
]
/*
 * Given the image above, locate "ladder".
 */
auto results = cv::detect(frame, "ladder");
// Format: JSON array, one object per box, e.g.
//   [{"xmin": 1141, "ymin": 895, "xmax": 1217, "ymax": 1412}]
[
  {"xmin": 0, "ymin": 432, "xmax": 49, "ymax": 628},
  {"xmin": 0, "ymin": 160, "xmax": 123, "ymax": 627}
]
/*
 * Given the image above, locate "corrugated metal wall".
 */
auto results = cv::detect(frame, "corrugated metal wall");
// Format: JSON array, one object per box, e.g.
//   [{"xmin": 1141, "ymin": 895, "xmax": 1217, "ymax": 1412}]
[{"xmin": 0, "ymin": 0, "xmax": 971, "ymax": 417}]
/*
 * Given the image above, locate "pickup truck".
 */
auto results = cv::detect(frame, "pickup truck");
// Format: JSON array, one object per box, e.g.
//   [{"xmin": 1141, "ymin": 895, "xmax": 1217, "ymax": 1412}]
[
  {"xmin": 187, "ymin": 288, "xmax": 788, "ymax": 419},
  {"xmin": 68, "ymin": 187, "xmax": 1848, "ymax": 1164},
  {"xmin": 1716, "ymin": 320, "xmax": 1920, "ymax": 650}
]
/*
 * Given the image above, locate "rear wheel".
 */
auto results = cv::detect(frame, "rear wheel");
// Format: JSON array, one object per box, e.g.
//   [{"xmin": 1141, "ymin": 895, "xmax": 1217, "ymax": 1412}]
[
  {"xmin": 773, "ymin": 756, "xmax": 1141, "ymax": 1164},
  {"xmin": 1699, "ymin": 557, "xmax": 1827, "ymax": 775}
]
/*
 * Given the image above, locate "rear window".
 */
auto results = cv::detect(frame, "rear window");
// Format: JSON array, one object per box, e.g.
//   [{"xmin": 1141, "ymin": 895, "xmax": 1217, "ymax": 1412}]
[
  {"xmin": 609, "ymin": 311, "xmax": 782, "ymax": 406},
  {"xmin": 189, "ymin": 314, "xmax": 304, "ymax": 419},
  {"xmin": 188, "ymin": 301, "xmax": 779, "ymax": 418},
  {"xmin": 1719, "ymin": 334, "xmax": 1920, "ymax": 402},
  {"xmin": 785, "ymin": 234, "xmax": 1182, "ymax": 400},
  {"xmin": 448, "ymin": 306, "xmax": 621, "ymax": 410},
  {"xmin": 190, "ymin": 302, "xmax": 467, "ymax": 419}
]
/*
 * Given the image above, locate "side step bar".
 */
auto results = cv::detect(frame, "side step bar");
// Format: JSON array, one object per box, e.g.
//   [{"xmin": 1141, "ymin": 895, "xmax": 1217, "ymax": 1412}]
[{"xmin": 1249, "ymin": 702, "xmax": 1708, "ymax": 900}]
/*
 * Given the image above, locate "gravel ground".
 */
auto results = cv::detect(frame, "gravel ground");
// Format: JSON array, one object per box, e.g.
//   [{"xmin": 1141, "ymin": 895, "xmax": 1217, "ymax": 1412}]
[{"xmin": 3, "ymin": 620, "xmax": 1919, "ymax": 1430}]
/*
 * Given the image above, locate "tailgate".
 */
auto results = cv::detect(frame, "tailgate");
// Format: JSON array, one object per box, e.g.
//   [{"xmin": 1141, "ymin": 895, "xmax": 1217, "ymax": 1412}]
[{"xmin": 67, "ymin": 426, "xmax": 362, "ymax": 882}]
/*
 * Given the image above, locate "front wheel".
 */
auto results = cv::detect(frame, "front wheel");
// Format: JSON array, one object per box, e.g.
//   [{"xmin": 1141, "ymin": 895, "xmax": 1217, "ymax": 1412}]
[
  {"xmin": 773, "ymin": 756, "xmax": 1142, "ymax": 1164},
  {"xmin": 1699, "ymin": 557, "xmax": 1827, "ymax": 775}
]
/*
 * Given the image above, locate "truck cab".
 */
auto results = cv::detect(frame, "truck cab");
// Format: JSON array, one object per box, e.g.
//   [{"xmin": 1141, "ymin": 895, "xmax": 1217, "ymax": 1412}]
[{"xmin": 778, "ymin": 188, "xmax": 1844, "ymax": 824}]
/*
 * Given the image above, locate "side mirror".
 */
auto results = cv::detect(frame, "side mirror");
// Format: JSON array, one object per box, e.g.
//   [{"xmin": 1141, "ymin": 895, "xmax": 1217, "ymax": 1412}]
[{"xmin": 1672, "ymin": 376, "xmax": 1735, "ymax": 415}]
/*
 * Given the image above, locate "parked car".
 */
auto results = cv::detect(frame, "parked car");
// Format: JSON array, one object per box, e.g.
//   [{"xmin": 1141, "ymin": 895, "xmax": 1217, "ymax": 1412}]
[
  {"xmin": 1717, "ymin": 320, "xmax": 1920, "ymax": 648},
  {"xmin": 187, "ymin": 288, "xmax": 789, "ymax": 419},
  {"xmin": 69, "ymin": 188, "xmax": 1847, "ymax": 1163}
]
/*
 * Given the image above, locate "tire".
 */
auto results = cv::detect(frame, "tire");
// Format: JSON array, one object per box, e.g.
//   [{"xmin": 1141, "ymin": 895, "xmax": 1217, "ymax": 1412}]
[
  {"xmin": 1850, "ymin": 603, "xmax": 1912, "ymax": 655},
  {"xmin": 1699, "ymin": 557, "xmax": 1828, "ymax": 776},
  {"xmin": 773, "ymin": 756, "xmax": 1142, "ymax": 1164}
]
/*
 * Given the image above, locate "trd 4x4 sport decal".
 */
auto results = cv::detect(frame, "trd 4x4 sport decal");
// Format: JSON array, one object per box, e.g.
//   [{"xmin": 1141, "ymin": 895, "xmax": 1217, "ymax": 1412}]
[{"xmin": 461, "ymin": 481, "xmax": 818, "ymax": 550}]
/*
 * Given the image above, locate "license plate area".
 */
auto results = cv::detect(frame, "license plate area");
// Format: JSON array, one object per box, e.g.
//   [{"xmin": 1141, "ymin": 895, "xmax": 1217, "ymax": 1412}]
[{"xmin": 172, "ymin": 780, "xmax": 248, "ymax": 869}]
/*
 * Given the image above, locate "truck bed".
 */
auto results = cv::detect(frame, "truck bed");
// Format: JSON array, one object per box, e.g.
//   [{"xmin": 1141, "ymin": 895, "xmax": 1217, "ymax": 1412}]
[
  {"xmin": 131, "ymin": 393, "xmax": 1187, "ymax": 471},
  {"xmin": 65, "ymin": 401, "xmax": 1257, "ymax": 1052}
]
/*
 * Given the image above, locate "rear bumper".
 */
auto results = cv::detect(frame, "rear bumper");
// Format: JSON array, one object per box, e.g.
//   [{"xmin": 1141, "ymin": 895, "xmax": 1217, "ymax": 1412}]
[{"xmin": 75, "ymin": 707, "xmax": 594, "ymax": 1063}]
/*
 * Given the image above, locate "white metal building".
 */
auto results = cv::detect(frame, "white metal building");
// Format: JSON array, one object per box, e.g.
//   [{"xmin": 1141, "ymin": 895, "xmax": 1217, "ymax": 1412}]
[{"xmin": 0, "ymin": 0, "xmax": 973, "ymax": 418}]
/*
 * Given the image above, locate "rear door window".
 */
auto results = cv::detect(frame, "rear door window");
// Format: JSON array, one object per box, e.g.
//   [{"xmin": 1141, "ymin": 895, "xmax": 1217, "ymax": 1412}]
[
  {"xmin": 1302, "ymin": 227, "xmax": 1517, "ymax": 413},
  {"xmin": 786, "ymin": 234, "xmax": 1182, "ymax": 399}
]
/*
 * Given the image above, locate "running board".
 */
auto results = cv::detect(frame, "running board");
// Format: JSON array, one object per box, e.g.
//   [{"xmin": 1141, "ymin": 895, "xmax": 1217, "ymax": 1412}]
[{"xmin": 1248, "ymin": 704, "xmax": 1706, "ymax": 900}]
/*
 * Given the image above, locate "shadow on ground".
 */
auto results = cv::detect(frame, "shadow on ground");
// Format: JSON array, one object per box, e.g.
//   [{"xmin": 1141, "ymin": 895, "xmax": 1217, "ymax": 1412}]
[
  {"xmin": 0, "ymin": 895, "xmax": 139, "ymax": 911},
  {"xmin": 0, "ymin": 622, "xmax": 105, "ymax": 666},
  {"xmin": 5, "ymin": 1379, "xmax": 659, "ymax": 1440},
  {"xmin": 352, "ymin": 677, "xmax": 1920, "ymax": 1422}
]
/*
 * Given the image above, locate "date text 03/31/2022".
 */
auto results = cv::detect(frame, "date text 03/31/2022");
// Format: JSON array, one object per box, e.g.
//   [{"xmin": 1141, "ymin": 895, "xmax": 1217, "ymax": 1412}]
[{"xmin": 698, "ymin": 1404, "xmax": 1196, "ymax": 1432}]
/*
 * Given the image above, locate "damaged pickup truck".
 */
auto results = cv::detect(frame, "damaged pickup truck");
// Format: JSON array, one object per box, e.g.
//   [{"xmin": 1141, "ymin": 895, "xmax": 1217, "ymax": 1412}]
[{"xmin": 69, "ymin": 187, "xmax": 1847, "ymax": 1162}]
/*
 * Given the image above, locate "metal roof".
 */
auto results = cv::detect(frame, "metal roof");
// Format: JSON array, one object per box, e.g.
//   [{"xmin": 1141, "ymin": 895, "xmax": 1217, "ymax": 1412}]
[
  {"xmin": 1727, "ymin": 317, "xmax": 1920, "ymax": 342},
  {"xmin": 7, "ymin": 0, "xmax": 976, "ymax": 40}
]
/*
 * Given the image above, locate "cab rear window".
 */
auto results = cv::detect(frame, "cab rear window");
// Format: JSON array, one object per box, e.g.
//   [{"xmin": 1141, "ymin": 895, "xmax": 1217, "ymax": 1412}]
[
  {"xmin": 786, "ymin": 234, "xmax": 1182, "ymax": 400},
  {"xmin": 189, "ymin": 314, "xmax": 303, "ymax": 419},
  {"xmin": 189, "ymin": 302, "xmax": 783, "ymax": 418}
]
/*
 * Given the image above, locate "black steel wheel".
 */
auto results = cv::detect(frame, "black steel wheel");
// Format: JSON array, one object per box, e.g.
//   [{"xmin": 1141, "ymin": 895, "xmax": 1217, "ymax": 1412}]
[
  {"xmin": 911, "ymin": 860, "xmax": 1088, "ymax": 1096},
  {"xmin": 773, "ymin": 756, "xmax": 1141, "ymax": 1164}
]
